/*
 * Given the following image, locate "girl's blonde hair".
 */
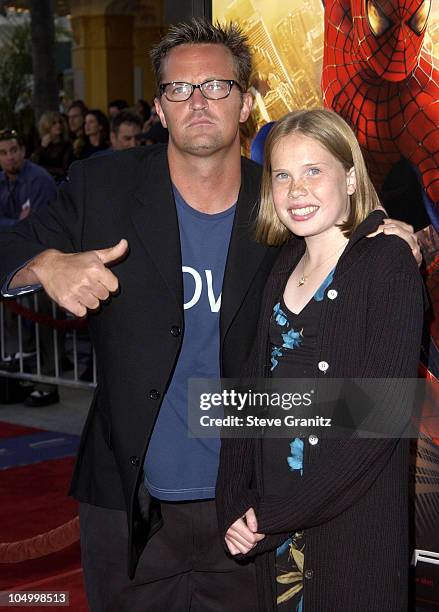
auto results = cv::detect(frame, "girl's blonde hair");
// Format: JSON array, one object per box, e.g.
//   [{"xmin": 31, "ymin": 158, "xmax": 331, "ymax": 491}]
[{"xmin": 256, "ymin": 109, "xmax": 381, "ymax": 246}]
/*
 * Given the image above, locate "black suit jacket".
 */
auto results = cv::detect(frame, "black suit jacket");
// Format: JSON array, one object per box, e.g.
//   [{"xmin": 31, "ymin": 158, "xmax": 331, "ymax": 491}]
[{"xmin": 0, "ymin": 144, "xmax": 279, "ymax": 576}]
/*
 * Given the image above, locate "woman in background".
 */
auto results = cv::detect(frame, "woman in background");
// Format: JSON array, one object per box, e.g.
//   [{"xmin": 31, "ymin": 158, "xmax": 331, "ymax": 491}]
[
  {"xmin": 216, "ymin": 109, "xmax": 424, "ymax": 612},
  {"xmin": 32, "ymin": 111, "xmax": 73, "ymax": 182},
  {"xmin": 79, "ymin": 109, "xmax": 110, "ymax": 159}
]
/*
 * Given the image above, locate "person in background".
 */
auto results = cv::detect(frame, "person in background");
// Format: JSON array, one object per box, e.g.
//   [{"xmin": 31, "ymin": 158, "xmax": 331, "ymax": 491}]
[
  {"xmin": 134, "ymin": 99, "xmax": 151, "ymax": 124},
  {"xmin": 80, "ymin": 109, "xmax": 110, "ymax": 159},
  {"xmin": 89, "ymin": 111, "xmax": 143, "ymax": 161},
  {"xmin": 110, "ymin": 111, "xmax": 143, "ymax": 151},
  {"xmin": 0, "ymin": 127, "xmax": 60, "ymax": 407},
  {"xmin": 0, "ymin": 128, "xmax": 57, "ymax": 230},
  {"xmin": 67, "ymin": 100, "xmax": 87, "ymax": 141},
  {"xmin": 68, "ymin": 100, "xmax": 88, "ymax": 160},
  {"xmin": 32, "ymin": 111, "xmax": 73, "ymax": 183},
  {"xmin": 216, "ymin": 109, "xmax": 425, "ymax": 612},
  {"xmin": 138, "ymin": 107, "xmax": 169, "ymax": 146},
  {"xmin": 108, "ymin": 99, "xmax": 129, "ymax": 119}
]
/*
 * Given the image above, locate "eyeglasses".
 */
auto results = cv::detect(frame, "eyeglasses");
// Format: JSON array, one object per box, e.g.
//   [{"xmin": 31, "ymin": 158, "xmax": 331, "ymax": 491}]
[
  {"xmin": 159, "ymin": 79, "xmax": 242, "ymax": 102},
  {"xmin": 0, "ymin": 128, "xmax": 18, "ymax": 141}
]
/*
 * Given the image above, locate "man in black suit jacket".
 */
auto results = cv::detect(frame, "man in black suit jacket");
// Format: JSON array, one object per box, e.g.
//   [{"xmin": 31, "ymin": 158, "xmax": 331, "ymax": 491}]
[
  {"xmin": 0, "ymin": 18, "xmax": 420, "ymax": 612},
  {"xmin": 0, "ymin": 20, "xmax": 279, "ymax": 611}
]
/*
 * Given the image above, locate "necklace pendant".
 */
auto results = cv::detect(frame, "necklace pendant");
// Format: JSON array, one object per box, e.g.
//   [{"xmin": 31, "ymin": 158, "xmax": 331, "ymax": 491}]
[{"xmin": 298, "ymin": 276, "xmax": 306, "ymax": 287}]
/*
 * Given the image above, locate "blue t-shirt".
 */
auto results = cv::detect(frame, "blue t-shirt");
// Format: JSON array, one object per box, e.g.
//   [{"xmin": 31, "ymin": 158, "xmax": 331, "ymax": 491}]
[{"xmin": 143, "ymin": 187, "xmax": 235, "ymax": 501}]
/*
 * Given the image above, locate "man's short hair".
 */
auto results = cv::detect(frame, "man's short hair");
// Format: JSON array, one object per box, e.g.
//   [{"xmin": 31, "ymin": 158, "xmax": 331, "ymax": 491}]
[
  {"xmin": 0, "ymin": 128, "xmax": 24, "ymax": 146},
  {"xmin": 69, "ymin": 100, "xmax": 88, "ymax": 116},
  {"xmin": 111, "ymin": 111, "xmax": 143, "ymax": 135},
  {"xmin": 108, "ymin": 99, "xmax": 129, "ymax": 112},
  {"xmin": 150, "ymin": 17, "xmax": 252, "ymax": 93}
]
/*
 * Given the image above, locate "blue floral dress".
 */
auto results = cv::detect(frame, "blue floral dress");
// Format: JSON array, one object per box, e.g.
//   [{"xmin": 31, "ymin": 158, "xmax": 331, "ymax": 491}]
[{"xmin": 264, "ymin": 270, "xmax": 334, "ymax": 611}]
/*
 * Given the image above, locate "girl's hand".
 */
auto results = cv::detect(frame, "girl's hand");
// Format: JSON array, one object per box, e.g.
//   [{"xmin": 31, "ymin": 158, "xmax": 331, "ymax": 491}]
[{"xmin": 225, "ymin": 507, "xmax": 265, "ymax": 555}]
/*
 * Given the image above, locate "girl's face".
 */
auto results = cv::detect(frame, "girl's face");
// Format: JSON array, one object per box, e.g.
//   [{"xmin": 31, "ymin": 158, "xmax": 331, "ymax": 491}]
[{"xmin": 270, "ymin": 133, "xmax": 356, "ymax": 239}]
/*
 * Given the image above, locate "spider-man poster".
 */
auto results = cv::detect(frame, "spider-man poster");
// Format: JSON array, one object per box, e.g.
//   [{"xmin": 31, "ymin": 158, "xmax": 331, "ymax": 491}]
[{"xmin": 213, "ymin": 0, "xmax": 439, "ymax": 607}]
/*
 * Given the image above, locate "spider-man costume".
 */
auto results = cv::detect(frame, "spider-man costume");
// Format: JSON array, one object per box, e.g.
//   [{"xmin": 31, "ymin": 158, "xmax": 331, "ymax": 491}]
[
  {"xmin": 321, "ymin": 0, "xmax": 439, "ymax": 448},
  {"xmin": 321, "ymin": 0, "xmax": 438, "ymax": 230}
]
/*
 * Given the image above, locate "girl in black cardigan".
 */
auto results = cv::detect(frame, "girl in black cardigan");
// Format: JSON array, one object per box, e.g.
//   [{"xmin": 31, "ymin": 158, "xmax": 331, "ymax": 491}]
[{"xmin": 216, "ymin": 109, "xmax": 424, "ymax": 612}]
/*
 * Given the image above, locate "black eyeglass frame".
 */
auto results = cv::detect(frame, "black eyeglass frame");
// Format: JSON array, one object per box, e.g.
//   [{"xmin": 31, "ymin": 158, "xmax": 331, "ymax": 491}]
[{"xmin": 159, "ymin": 79, "xmax": 242, "ymax": 102}]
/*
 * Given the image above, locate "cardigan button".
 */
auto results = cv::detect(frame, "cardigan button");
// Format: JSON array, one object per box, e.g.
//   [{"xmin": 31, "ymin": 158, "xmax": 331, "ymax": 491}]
[
  {"xmin": 304, "ymin": 569, "xmax": 314, "ymax": 580},
  {"xmin": 308, "ymin": 434, "xmax": 319, "ymax": 445},
  {"xmin": 149, "ymin": 389, "xmax": 160, "ymax": 400},
  {"xmin": 170, "ymin": 325, "xmax": 181, "ymax": 337},
  {"xmin": 327, "ymin": 289, "xmax": 338, "ymax": 300},
  {"xmin": 130, "ymin": 456, "xmax": 140, "ymax": 467},
  {"xmin": 318, "ymin": 361, "xmax": 329, "ymax": 373}
]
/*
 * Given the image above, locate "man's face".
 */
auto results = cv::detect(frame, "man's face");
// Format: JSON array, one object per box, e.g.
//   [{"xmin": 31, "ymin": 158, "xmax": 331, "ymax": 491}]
[
  {"xmin": 68, "ymin": 108, "xmax": 84, "ymax": 134},
  {"xmin": 0, "ymin": 139, "xmax": 25, "ymax": 176},
  {"xmin": 110, "ymin": 122, "xmax": 141, "ymax": 150},
  {"xmin": 154, "ymin": 44, "xmax": 252, "ymax": 157},
  {"xmin": 108, "ymin": 105, "xmax": 120, "ymax": 119}
]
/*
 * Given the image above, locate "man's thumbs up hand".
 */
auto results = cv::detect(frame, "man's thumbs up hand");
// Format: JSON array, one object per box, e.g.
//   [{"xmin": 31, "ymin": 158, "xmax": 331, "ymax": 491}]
[
  {"xmin": 19, "ymin": 239, "xmax": 129, "ymax": 317},
  {"xmin": 95, "ymin": 239, "xmax": 129, "ymax": 265}
]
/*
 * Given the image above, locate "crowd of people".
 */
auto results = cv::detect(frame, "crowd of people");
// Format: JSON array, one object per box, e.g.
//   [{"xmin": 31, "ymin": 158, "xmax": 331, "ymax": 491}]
[
  {"xmin": 30, "ymin": 98, "xmax": 168, "ymax": 183},
  {"xmin": 0, "ymin": 98, "xmax": 169, "ymax": 405},
  {"xmin": 1, "ymin": 97, "xmax": 169, "ymax": 216}
]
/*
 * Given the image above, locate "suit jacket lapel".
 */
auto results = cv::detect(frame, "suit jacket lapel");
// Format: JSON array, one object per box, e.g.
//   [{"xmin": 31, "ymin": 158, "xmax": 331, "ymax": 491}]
[
  {"xmin": 130, "ymin": 147, "xmax": 183, "ymax": 310},
  {"xmin": 220, "ymin": 159, "xmax": 269, "ymax": 340}
]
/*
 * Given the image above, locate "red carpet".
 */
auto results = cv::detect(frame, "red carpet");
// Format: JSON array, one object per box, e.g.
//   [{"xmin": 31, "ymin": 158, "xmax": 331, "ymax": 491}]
[
  {"xmin": 0, "ymin": 421, "xmax": 42, "ymax": 439},
  {"xmin": 0, "ymin": 438, "xmax": 87, "ymax": 609},
  {"xmin": 0, "ymin": 457, "xmax": 78, "ymax": 545}
]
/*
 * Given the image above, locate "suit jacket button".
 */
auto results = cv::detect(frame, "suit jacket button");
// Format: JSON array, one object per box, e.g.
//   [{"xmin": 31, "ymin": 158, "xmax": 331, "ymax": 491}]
[
  {"xmin": 304, "ymin": 569, "xmax": 314, "ymax": 579},
  {"xmin": 130, "ymin": 456, "xmax": 140, "ymax": 467},
  {"xmin": 318, "ymin": 361, "xmax": 329, "ymax": 373},
  {"xmin": 149, "ymin": 389, "xmax": 160, "ymax": 400},
  {"xmin": 170, "ymin": 326, "xmax": 181, "ymax": 337}
]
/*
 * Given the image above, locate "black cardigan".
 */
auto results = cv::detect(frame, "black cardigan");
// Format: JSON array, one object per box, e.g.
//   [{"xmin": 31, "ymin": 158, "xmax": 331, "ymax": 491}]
[{"xmin": 216, "ymin": 211, "xmax": 425, "ymax": 612}]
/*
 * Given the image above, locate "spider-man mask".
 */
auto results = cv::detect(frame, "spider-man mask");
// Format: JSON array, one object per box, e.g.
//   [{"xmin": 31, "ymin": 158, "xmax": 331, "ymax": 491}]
[{"xmin": 352, "ymin": 0, "xmax": 431, "ymax": 81}]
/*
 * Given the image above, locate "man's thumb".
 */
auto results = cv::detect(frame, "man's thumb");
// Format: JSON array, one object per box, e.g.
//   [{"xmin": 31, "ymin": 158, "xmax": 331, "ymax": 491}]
[{"xmin": 96, "ymin": 239, "xmax": 128, "ymax": 265}]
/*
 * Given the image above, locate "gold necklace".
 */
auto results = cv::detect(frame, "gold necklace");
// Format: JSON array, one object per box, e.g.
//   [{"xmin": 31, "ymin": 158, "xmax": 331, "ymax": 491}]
[{"xmin": 298, "ymin": 244, "xmax": 346, "ymax": 287}]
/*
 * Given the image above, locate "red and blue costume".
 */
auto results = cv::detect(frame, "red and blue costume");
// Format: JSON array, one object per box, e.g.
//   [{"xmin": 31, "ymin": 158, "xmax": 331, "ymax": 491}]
[{"xmin": 322, "ymin": 0, "xmax": 438, "ymax": 229}]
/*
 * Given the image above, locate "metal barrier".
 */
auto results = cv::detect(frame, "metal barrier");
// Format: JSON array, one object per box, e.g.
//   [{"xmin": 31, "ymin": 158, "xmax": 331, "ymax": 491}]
[
  {"xmin": 0, "ymin": 294, "xmax": 96, "ymax": 389},
  {"xmin": 412, "ymin": 549, "xmax": 439, "ymax": 567}
]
